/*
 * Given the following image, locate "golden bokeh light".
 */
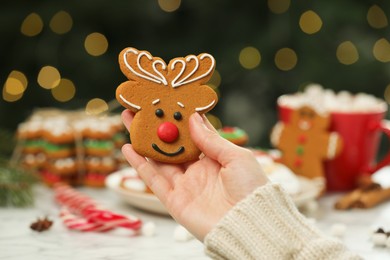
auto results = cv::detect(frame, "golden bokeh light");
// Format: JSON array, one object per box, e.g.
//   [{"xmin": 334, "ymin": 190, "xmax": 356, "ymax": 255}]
[
  {"xmin": 384, "ymin": 84, "xmax": 390, "ymax": 104},
  {"xmin": 367, "ymin": 5, "xmax": 388, "ymax": 29},
  {"xmin": 20, "ymin": 13, "xmax": 43, "ymax": 37},
  {"xmin": 299, "ymin": 10, "xmax": 322, "ymax": 35},
  {"xmin": 49, "ymin": 10, "xmax": 73, "ymax": 34},
  {"xmin": 373, "ymin": 38, "xmax": 390, "ymax": 63},
  {"xmin": 3, "ymin": 70, "xmax": 28, "ymax": 95},
  {"xmin": 84, "ymin": 32, "xmax": 109, "ymax": 56},
  {"xmin": 239, "ymin": 46, "xmax": 261, "ymax": 69},
  {"xmin": 86, "ymin": 98, "xmax": 109, "ymax": 115},
  {"xmin": 207, "ymin": 70, "xmax": 221, "ymax": 89},
  {"xmin": 336, "ymin": 41, "xmax": 359, "ymax": 65},
  {"xmin": 268, "ymin": 0, "xmax": 290, "ymax": 14},
  {"xmin": 2, "ymin": 88, "xmax": 23, "ymax": 102},
  {"xmin": 206, "ymin": 114, "xmax": 222, "ymax": 130},
  {"xmin": 158, "ymin": 0, "xmax": 181, "ymax": 12},
  {"xmin": 274, "ymin": 48, "xmax": 297, "ymax": 71},
  {"xmin": 51, "ymin": 78, "xmax": 76, "ymax": 102},
  {"xmin": 37, "ymin": 66, "xmax": 61, "ymax": 89},
  {"xmin": 2, "ymin": 70, "xmax": 27, "ymax": 102},
  {"xmin": 4, "ymin": 78, "xmax": 24, "ymax": 95}
]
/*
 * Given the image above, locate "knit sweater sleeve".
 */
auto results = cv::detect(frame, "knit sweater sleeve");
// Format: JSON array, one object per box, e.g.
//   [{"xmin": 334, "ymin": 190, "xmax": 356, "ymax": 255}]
[{"xmin": 204, "ymin": 183, "xmax": 362, "ymax": 260}]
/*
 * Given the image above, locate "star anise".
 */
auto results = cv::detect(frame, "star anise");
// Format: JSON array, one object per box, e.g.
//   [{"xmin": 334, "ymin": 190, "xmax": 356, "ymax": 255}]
[{"xmin": 30, "ymin": 217, "xmax": 53, "ymax": 232}]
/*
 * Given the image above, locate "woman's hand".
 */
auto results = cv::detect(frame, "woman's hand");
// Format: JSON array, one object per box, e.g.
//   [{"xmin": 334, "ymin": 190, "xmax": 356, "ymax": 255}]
[{"xmin": 121, "ymin": 110, "xmax": 268, "ymax": 241}]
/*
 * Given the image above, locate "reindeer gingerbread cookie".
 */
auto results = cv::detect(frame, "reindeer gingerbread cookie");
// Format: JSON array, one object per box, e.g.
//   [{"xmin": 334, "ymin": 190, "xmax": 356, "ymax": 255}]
[
  {"xmin": 116, "ymin": 47, "xmax": 218, "ymax": 163},
  {"xmin": 271, "ymin": 105, "xmax": 343, "ymax": 180}
]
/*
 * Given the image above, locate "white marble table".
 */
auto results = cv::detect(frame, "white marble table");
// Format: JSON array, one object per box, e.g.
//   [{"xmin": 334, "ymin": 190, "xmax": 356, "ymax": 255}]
[
  {"xmin": 0, "ymin": 185, "xmax": 208, "ymax": 260},
  {"xmin": 1, "ymin": 184, "xmax": 390, "ymax": 259}
]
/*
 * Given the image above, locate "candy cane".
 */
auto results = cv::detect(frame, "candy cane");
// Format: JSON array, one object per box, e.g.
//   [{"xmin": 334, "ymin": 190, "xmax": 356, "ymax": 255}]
[
  {"xmin": 82, "ymin": 208, "xmax": 142, "ymax": 230},
  {"xmin": 60, "ymin": 208, "xmax": 114, "ymax": 232},
  {"xmin": 54, "ymin": 184, "xmax": 142, "ymax": 232}
]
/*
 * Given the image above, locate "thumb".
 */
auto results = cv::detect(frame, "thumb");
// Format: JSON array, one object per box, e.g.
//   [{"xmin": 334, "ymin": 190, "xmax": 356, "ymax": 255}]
[{"xmin": 189, "ymin": 113, "xmax": 243, "ymax": 166}]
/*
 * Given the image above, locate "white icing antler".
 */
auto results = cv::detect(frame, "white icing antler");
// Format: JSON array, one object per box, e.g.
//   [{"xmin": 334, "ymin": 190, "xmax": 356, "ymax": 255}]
[
  {"xmin": 171, "ymin": 54, "xmax": 215, "ymax": 88},
  {"xmin": 123, "ymin": 48, "xmax": 168, "ymax": 85},
  {"xmin": 195, "ymin": 100, "xmax": 216, "ymax": 112},
  {"xmin": 119, "ymin": 94, "xmax": 141, "ymax": 110}
]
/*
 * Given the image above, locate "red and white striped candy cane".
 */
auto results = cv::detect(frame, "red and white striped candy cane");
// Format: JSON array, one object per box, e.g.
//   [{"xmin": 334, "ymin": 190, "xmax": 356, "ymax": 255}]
[
  {"xmin": 82, "ymin": 208, "xmax": 142, "ymax": 230},
  {"xmin": 60, "ymin": 208, "xmax": 114, "ymax": 232},
  {"xmin": 54, "ymin": 183, "xmax": 142, "ymax": 232},
  {"xmin": 54, "ymin": 184, "xmax": 96, "ymax": 214}
]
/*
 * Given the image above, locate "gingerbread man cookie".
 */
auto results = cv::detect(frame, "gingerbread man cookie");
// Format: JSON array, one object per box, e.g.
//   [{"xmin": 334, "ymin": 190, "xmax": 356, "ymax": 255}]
[
  {"xmin": 271, "ymin": 106, "xmax": 343, "ymax": 179},
  {"xmin": 116, "ymin": 47, "xmax": 218, "ymax": 163}
]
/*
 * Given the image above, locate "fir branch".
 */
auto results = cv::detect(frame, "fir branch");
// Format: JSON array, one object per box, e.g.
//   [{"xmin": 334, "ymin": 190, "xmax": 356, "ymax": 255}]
[
  {"xmin": 0, "ymin": 127, "xmax": 38, "ymax": 207},
  {"xmin": 0, "ymin": 162, "xmax": 38, "ymax": 207},
  {"xmin": 0, "ymin": 128, "xmax": 16, "ymax": 157}
]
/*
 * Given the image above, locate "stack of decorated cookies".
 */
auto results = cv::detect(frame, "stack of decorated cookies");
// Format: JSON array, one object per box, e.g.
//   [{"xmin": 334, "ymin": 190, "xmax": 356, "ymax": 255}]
[{"xmin": 15, "ymin": 109, "xmax": 129, "ymax": 187}]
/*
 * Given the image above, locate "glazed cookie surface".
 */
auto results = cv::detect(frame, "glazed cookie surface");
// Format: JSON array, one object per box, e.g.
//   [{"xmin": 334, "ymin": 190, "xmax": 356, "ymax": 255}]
[{"xmin": 116, "ymin": 47, "xmax": 218, "ymax": 163}]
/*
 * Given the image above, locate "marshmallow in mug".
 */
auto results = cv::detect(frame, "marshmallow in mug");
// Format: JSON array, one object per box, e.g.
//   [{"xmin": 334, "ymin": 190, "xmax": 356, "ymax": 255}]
[{"xmin": 278, "ymin": 84, "xmax": 387, "ymax": 113}]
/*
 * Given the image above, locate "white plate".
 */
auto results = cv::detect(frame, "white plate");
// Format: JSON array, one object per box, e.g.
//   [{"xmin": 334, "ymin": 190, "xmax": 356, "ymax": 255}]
[
  {"xmin": 106, "ymin": 168, "xmax": 323, "ymax": 215},
  {"xmin": 113, "ymin": 186, "xmax": 169, "ymax": 215},
  {"xmin": 105, "ymin": 168, "xmax": 170, "ymax": 215}
]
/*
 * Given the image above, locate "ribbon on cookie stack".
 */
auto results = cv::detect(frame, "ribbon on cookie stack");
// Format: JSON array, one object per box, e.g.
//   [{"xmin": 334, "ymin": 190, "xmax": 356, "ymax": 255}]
[{"xmin": 54, "ymin": 183, "xmax": 142, "ymax": 232}]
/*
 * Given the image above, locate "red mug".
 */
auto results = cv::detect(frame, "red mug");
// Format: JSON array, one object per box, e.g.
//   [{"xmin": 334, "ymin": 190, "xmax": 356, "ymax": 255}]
[{"xmin": 278, "ymin": 101, "xmax": 390, "ymax": 191}]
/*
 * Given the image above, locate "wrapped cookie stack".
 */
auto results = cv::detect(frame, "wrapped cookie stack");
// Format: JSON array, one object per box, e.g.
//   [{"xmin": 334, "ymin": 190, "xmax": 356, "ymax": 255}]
[{"xmin": 15, "ymin": 109, "xmax": 129, "ymax": 188}]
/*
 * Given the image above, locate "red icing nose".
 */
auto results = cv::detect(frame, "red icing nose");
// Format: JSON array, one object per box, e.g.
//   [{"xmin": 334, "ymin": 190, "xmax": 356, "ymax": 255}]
[{"xmin": 157, "ymin": 122, "xmax": 179, "ymax": 143}]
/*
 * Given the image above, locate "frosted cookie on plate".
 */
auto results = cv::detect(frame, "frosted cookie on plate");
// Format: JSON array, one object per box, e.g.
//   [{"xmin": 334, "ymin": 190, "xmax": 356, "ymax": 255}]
[
  {"xmin": 218, "ymin": 126, "xmax": 249, "ymax": 146},
  {"xmin": 106, "ymin": 167, "xmax": 153, "ymax": 194},
  {"xmin": 254, "ymin": 152, "xmax": 301, "ymax": 195}
]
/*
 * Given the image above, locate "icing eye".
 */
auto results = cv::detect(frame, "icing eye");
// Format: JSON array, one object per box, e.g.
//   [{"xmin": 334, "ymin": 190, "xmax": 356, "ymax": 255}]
[
  {"xmin": 155, "ymin": 109, "xmax": 164, "ymax": 118},
  {"xmin": 173, "ymin": 112, "xmax": 182, "ymax": 121}
]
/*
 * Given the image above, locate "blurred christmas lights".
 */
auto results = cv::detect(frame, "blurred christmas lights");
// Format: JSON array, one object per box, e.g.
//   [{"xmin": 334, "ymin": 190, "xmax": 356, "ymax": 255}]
[
  {"xmin": 206, "ymin": 113, "xmax": 222, "ymax": 130},
  {"xmin": 239, "ymin": 47, "xmax": 261, "ymax": 69},
  {"xmin": 4, "ymin": 71, "xmax": 28, "ymax": 95},
  {"xmin": 207, "ymin": 70, "xmax": 221, "ymax": 89},
  {"xmin": 37, "ymin": 66, "xmax": 61, "ymax": 89},
  {"xmin": 4, "ymin": 78, "xmax": 24, "ymax": 96},
  {"xmin": 299, "ymin": 10, "xmax": 322, "ymax": 35},
  {"xmin": 384, "ymin": 84, "xmax": 390, "ymax": 105},
  {"xmin": 2, "ymin": 89, "xmax": 23, "ymax": 102},
  {"xmin": 84, "ymin": 32, "xmax": 109, "ymax": 56},
  {"xmin": 49, "ymin": 11, "xmax": 73, "ymax": 35},
  {"xmin": 20, "ymin": 13, "xmax": 43, "ymax": 37},
  {"xmin": 158, "ymin": 0, "xmax": 181, "ymax": 12},
  {"xmin": 86, "ymin": 98, "xmax": 109, "ymax": 115},
  {"xmin": 367, "ymin": 5, "xmax": 388, "ymax": 29},
  {"xmin": 51, "ymin": 78, "xmax": 76, "ymax": 102},
  {"xmin": 373, "ymin": 38, "xmax": 390, "ymax": 63},
  {"xmin": 2, "ymin": 71, "xmax": 28, "ymax": 102},
  {"xmin": 274, "ymin": 48, "xmax": 297, "ymax": 71},
  {"xmin": 336, "ymin": 41, "xmax": 359, "ymax": 65},
  {"xmin": 267, "ymin": 0, "xmax": 290, "ymax": 14}
]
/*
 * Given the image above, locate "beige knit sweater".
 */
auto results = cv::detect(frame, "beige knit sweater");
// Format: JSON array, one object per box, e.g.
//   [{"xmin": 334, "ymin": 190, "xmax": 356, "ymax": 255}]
[{"xmin": 204, "ymin": 183, "xmax": 362, "ymax": 260}]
